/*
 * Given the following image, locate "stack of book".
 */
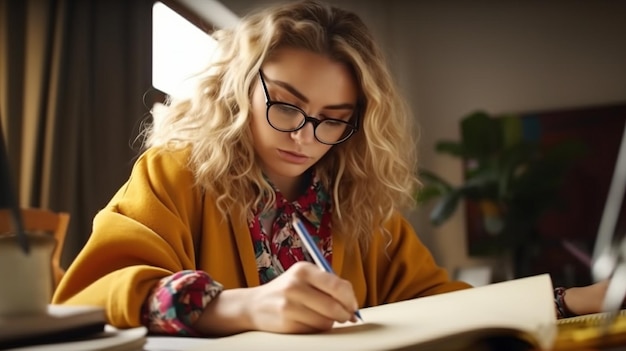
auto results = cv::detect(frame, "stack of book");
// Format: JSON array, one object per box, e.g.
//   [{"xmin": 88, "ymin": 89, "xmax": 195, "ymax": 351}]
[{"xmin": 0, "ymin": 305, "xmax": 146, "ymax": 351}]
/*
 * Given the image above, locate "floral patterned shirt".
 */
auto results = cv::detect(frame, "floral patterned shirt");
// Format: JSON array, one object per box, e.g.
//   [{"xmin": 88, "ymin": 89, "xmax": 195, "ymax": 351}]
[{"xmin": 142, "ymin": 171, "xmax": 332, "ymax": 335}]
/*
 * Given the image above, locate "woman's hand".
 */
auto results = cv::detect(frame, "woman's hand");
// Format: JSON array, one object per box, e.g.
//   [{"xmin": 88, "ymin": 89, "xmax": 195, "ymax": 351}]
[
  {"xmin": 192, "ymin": 261, "xmax": 359, "ymax": 336},
  {"xmin": 245, "ymin": 261, "xmax": 359, "ymax": 333}
]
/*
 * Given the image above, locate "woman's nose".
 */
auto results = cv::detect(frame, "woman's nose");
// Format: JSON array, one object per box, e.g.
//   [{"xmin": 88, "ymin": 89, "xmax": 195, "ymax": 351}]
[{"xmin": 291, "ymin": 120, "xmax": 316, "ymax": 144}]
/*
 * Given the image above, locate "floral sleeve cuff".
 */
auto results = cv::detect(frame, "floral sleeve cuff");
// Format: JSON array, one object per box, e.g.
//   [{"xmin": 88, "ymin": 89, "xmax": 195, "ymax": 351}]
[{"xmin": 142, "ymin": 270, "xmax": 224, "ymax": 336}]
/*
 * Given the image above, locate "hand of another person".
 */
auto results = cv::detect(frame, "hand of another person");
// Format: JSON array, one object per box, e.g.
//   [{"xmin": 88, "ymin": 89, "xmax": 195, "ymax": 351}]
[
  {"xmin": 564, "ymin": 280, "xmax": 626, "ymax": 316},
  {"xmin": 244, "ymin": 261, "xmax": 359, "ymax": 333}
]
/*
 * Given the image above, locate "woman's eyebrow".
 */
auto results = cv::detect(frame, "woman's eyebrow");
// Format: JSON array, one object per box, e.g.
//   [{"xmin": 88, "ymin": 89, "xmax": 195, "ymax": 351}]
[
  {"xmin": 267, "ymin": 77, "xmax": 309, "ymax": 103},
  {"xmin": 266, "ymin": 77, "xmax": 355, "ymax": 110}
]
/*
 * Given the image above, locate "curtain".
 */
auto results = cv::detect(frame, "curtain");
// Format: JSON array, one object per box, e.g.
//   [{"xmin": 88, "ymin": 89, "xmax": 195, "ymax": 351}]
[{"xmin": 0, "ymin": 0, "xmax": 155, "ymax": 267}]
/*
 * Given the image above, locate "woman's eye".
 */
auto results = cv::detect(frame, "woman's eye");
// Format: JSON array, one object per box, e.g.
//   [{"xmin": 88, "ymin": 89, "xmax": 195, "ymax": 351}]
[
  {"xmin": 323, "ymin": 119, "xmax": 343, "ymax": 127},
  {"xmin": 321, "ymin": 114, "xmax": 351, "ymax": 123},
  {"xmin": 274, "ymin": 104, "xmax": 301, "ymax": 116}
]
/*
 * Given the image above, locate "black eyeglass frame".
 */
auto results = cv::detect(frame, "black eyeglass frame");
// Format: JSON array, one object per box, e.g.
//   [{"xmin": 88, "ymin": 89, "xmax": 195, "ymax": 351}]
[{"xmin": 258, "ymin": 70, "xmax": 359, "ymax": 145}]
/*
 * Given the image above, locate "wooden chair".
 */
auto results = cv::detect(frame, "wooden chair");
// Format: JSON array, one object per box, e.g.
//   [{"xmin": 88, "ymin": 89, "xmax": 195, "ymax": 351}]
[{"xmin": 0, "ymin": 208, "xmax": 70, "ymax": 289}]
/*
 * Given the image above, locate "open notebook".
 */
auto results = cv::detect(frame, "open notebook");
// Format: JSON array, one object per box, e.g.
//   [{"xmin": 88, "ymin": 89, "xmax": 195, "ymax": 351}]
[
  {"xmin": 169, "ymin": 274, "xmax": 626, "ymax": 351},
  {"xmin": 186, "ymin": 274, "xmax": 558, "ymax": 351}
]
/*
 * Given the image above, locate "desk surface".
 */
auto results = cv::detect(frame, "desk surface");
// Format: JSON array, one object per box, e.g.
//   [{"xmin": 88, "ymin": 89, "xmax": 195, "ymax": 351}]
[
  {"xmin": 143, "ymin": 336, "xmax": 626, "ymax": 351},
  {"xmin": 5, "ymin": 330, "xmax": 626, "ymax": 351}
]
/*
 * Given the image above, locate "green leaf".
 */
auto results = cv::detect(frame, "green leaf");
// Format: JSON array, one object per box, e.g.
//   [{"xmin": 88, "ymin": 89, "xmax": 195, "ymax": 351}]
[
  {"xmin": 500, "ymin": 115, "xmax": 523, "ymax": 147},
  {"xmin": 460, "ymin": 111, "xmax": 502, "ymax": 159},
  {"xmin": 434, "ymin": 141, "xmax": 467, "ymax": 158},
  {"xmin": 497, "ymin": 142, "xmax": 538, "ymax": 197},
  {"xmin": 416, "ymin": 169, "xmax": 453, "ymax": 203},
  {"xmin": 461, "ymin": 171, "xmax": 499, "ymax": 199},
  {"xmin": 418, "ymin": 169, "xmax": 453, "ymax": 186},
  {"xmin": 416, "ymin": 185, "xmax": 445, "ymax": 203},
  {"xmin": 430, "ymin": 189, "xmax": 462, "ymax": 226}
]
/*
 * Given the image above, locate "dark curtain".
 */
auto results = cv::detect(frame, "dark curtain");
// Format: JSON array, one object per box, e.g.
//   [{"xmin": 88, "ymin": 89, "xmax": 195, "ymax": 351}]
[{"xmin": 0, "ymin": 0, "xmax": 155, "ymax": 267}]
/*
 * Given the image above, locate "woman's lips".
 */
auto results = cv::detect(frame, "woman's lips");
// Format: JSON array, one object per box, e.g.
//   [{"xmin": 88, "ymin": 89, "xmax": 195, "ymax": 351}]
[{"xmin": 277, "ymin": 149, "xmax": 309, "ymax": 164}]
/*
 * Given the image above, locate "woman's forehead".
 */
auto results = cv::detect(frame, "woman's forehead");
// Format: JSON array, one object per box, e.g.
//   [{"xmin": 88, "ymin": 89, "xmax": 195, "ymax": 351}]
[{"xmin": 261, "ymin": 48, "xmax": 358, "ymax": 106}]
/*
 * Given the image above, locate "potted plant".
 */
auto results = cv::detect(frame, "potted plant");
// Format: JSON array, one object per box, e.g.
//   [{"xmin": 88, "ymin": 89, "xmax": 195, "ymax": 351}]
[{"xmin": 417, "ymin": 111, "xmax": 585, "ymax": 278}]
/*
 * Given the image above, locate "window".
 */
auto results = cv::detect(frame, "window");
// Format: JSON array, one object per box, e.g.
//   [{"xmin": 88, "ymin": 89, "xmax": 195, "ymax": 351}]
[{"xmin": 152, "ymin": 2, "xmax": 218, "ymax": 98}]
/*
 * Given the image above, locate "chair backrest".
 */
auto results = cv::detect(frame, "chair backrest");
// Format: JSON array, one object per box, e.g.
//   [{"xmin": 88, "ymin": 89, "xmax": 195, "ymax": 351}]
[{"xmin": 0, "ymin": 208, "xmax": 70, "ymax": 289}]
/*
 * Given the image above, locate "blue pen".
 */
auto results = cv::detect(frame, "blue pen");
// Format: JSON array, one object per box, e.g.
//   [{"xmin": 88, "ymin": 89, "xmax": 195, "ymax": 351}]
[{"xmin": 291, "ymin": 214, "xmax": 363, "ymax": 322}]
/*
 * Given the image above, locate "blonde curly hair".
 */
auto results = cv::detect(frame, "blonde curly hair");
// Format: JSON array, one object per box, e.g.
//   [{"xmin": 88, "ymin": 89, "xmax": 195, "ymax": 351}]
[{"xmin": 145, "ymin": 0, "xmax": 419, "ymax": 248}]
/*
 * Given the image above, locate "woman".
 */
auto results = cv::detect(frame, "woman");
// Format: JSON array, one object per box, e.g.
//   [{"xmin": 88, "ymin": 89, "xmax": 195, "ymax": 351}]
[{"xmin": 52, "ymin": 0, "xmax": 614, "ymax": 337}]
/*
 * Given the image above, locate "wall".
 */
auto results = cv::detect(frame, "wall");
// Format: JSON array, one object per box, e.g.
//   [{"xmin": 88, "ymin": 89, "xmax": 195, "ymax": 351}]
[
  {"xmin": 387, "ymin": 0, "xmax": 626, "ymax": 274},
  {"xmin": 219, "ymin": 0, "xmax": 626, "ymax": 274}
]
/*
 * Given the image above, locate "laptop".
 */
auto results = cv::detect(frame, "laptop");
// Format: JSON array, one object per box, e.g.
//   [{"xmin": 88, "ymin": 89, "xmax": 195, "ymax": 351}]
[{"xmin": 592, "ymin": 121, "xmax": 626, "ymax": 314}]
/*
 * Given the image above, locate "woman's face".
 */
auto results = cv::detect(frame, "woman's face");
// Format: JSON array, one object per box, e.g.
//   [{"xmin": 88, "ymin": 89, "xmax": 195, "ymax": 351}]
[{"xmin": 250, "ymin": 47, "xmax": 358, "ymax": 191}]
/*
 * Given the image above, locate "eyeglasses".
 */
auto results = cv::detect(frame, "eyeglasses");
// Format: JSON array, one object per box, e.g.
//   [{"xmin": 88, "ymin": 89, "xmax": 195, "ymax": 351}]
[{"xmin": 258, "ymin": 70, "xmax": 358, "ymax": 145}]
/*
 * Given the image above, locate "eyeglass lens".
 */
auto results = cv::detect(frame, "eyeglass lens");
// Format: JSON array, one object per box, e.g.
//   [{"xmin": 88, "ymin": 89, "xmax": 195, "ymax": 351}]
[{"xmin": 268, "ymin": 103, "xmax": 353, "ymax": 144}]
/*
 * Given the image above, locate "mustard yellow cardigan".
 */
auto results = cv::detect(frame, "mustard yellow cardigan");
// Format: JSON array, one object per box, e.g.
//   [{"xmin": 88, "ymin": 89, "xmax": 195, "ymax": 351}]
[{"xmin": 52, "ymin": 147, "xmax": 471, "ymax": 328}]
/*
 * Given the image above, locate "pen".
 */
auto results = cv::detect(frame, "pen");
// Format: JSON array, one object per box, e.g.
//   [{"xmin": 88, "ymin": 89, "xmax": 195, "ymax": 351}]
[{"xmin": 291, "ymin": 214, "xmax": 363, "ymax": 322}]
